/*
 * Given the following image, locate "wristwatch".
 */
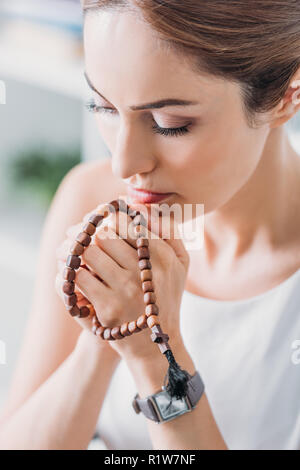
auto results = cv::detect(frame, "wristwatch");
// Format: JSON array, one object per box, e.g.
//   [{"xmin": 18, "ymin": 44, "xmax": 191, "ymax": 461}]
[{"xmin": 132, "ymin": 370, "xmax": 205, "ymax": 424}]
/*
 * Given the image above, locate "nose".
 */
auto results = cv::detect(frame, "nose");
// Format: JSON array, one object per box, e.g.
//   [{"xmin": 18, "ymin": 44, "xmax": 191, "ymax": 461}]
[{"xmin": 111, "ymin": 121, "xmax": 156, "ymax": 179}]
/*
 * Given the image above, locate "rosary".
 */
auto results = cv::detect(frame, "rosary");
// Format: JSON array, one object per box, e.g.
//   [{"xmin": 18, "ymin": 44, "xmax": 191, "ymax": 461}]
[{"xmin": 61, "ymin": 198, "xmax": 190, "ymax": 401}]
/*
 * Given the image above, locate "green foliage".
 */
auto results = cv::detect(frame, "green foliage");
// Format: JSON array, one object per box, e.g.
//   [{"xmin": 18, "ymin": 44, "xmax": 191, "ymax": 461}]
[{"xmin": 7, "ymin": 145, "xmax": 81, "ymax": 207}]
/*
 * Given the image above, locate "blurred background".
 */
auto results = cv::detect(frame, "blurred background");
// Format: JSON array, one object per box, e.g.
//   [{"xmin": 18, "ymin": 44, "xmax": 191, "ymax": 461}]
[
  {"xmin": 0, "ymin": 0, "xmax": 300, "ymax": 450},
  {"xmin": 0, "ymin": 0, "xmax": 110, "ymax": 449}
]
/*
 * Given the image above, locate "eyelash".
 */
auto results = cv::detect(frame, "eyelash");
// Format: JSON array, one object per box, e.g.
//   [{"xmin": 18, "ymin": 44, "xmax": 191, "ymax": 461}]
[{"xmin": 85, "ymin": 98, "xmax": 190, "ymax": 137}]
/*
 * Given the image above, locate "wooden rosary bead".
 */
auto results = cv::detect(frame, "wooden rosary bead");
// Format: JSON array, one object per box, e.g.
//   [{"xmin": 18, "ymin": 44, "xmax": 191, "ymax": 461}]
[
  {"xmin": 137, "ymin": 247, "xmax": 150, "ymax": 260},
  {"xmin": 136, "ymin": 237, "xmax": 149, "ymax": 248},
  {"xmin": 133, "ymin": 214, "xmax": 147, "ymax": 227},
  {"xmin": 65, "ymin": 303, "xmax": 77, "ymax": 311},
  {"xmin": 144, "ymin": 292, "xmax": 156, "ymax": 304},
  {"xmin": 79, "ymin": 306, "xmax": 90, "ymax": 318},
  {"xmin": 150, "ymin": 326, "xmax": 169, "ymax": 343},
  {"xmin": 67, "ymin": 304, "xmax": 80, "ymax": 317},
  {"xmin": 117, "ymin": 198, "xmax": 129, "ymax": 213},
  {"xmin": 142, "ymin": 281, "xmax": 154, "ymax": 293},
  {"xmin": 111, "ymin": 326, "xmax": 125, "ymax": 339},
  {"xmin": 64, "ymin": 293, "xmax": 77, "ymax": 306},
  {"xmin": 108, "ymin": 199, "xmax": 121, "ymax": 213},
  {"xmin": 83, "ymin": 222, "xmax": 96, "ymax": 236},
  {"xmin": 88, "ymin": 213, "xmax": 105, "ymax": 227},
  {"xmin": 120, "ymin": 322, "xmax": 131, "ymax": 337},
  {"xmin": 147, "ymin": 315, "xmax": 160, "ymax": 328},
  {"xmin": 128, "ymin": 208, "xmax": 140, "ymax": 218},
  {"xmin": 63, "ymin": 267, "xmax": 75, "ymax": 281},
  {"xmin": 128, "ymin": 320, "xmax": 141, "ymax": 334},
  {"xmin": 138, "ymin": 259, "xmax": 152, "ymax": 270},
  {"xmin": 151, "ymin": 324, "xmax": 171, "ymax": 353},
  {"xmin": 145, "ymin": 304, "xmax": 159, "ymax": 317},
  {"xmin": 157, "ymin": 341, "xmax": 171, "ymax": 354},
  {"xmin": 76, "ymin": 232, "xmax": 91, "ymax": 247},
  {"xmin": 62, "ymin": 203, "xmax": 173, "ymax": 348},
  {"xmin": 95, "ymin": 326, "xmax": 105, "ymax": 338},
  {"xmin": 140, "ymin": 269, "xmax": 152, "ymax": 282},
  {"xmin": 136, "ymin": 314, "xmax": 148, "ymax": 330},
  {"xmin": 103, "ymin": 328, "xmax": 115, "ymax": 341},
  {"xmin": 134, "ymin": 225, "xmax": 147, "ymax": 238},
  {"xmin": 66, "ymin": 254, "xmax": 81, "ymax": 269},
  {"xmin": 87, "ymin": 304, "xmax": 96, "ymax": 316},
  {"xmin": 70, "ymin": 241, "xmax": 84, "ymax": 256},
  {"xmin": 63, "ymin": 281, "xmax": 75, "ymax": 295}
]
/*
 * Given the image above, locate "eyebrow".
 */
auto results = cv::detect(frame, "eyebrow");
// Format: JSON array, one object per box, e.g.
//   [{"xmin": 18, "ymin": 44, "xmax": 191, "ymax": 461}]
[{"xmin": 84, "ymin": 71, "xmax": 198, "ymax": 110}]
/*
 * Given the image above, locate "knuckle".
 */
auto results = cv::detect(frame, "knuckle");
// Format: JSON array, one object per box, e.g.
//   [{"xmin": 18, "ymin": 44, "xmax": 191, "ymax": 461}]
[
  {"xmin": 97, "ymin": 224, "xmax": 117, "ymax": 240},
  {"xmin": 164, "ymin": 247, "xmax": 175, "ymax": 267},
  {"xmin": 126, "ymin": 278, "xmax": 139, "ymax": 300},
  {"xmin": 96, "ymin": 224, "xmax": 109, "ymax": 240},
  {"xmin": 82, "ymin": 244, "xmax": 97, "ymax": 262},
  {"xmin": 123, "ymin": 269, "xmax": 136, "ymax": 283},
  {"xmin": 100, "ymin": 301, "xmax": 122, "ymax": 326},
  {"xmin": 75, "ymin": 266, "xmax": 87, "ymax": 284},
  {"xmin": 111, "ymin": 299, "xmax": 123, "ymax": 316}
]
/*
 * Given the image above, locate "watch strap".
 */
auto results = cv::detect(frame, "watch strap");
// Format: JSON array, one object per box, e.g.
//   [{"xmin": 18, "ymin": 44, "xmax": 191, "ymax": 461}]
[
  {"xmin": 132, "ymin": 395, "xmax": 159, "ymax": 422},
  {"xmin": 132, "ymin": 370, "xmax": 205, "ymax": 423},
  {"xmin": 186, "ymin": 370, "xmax": 205, "ymax": 407}
]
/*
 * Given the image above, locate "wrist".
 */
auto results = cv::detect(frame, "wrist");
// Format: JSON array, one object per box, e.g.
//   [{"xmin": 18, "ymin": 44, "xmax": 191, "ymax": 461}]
[
  {"xmin": 75, "ymin": 329, "xmax": 121, "ymax": 365},
  {"xmin": 125, "ymin": 339, "xmax": 196, "ymax": 398}
]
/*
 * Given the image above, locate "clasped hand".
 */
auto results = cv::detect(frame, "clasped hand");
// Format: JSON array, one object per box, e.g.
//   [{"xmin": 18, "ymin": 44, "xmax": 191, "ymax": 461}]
[{"xmin": 55, "ymin": 199, "xmax": 190, "ymax": 362}]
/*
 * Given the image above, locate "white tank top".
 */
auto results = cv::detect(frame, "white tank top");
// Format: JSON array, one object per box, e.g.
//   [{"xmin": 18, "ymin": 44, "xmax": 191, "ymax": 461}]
[{"xmin": 96, "ymin": 268, "xmax": 300, "ymax": 450}]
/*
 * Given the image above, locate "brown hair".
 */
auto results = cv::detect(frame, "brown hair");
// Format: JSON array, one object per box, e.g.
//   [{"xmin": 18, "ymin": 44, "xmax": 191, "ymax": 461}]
[{"xmin": 82, "ymin": 0, "xmax": 300, "ymax": 127}]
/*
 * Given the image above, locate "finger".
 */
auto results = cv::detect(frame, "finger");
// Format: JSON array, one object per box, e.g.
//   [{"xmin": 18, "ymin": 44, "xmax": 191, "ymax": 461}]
[
  {"xmin": 82, "ymin": 243, "xmax": 128, "ymax": 287},
  {"xmin": 162, "ymin": 220, "xmax": 190, "ymax": 268},
  {"xmin": 58, "ymin": 256, "xmax": 104, "ymax": 286},
  {"xmin": 128, "ymin": 201, "xmax": 189, "ymax": 267},
  {"xmin": 75, "ymin": 266, "xmax": 110, "ymax": 309},
  {"xmin": 95, "ymin": 225, "xmax": 138, "ymax": 272},
  {"xmin": 98, "ymin": 208, "xmax": 137, "ymax": 248},
  {"xmin": 55, "ymin": 272, "xmax": 98, "ymax": 335},
  {"xmin": 65, "ymin": 198, "xmax": 130, "ymax": 242},
  {"xmin": 55, "ymin": 270, "xmax": 87, "ymax": 303}
]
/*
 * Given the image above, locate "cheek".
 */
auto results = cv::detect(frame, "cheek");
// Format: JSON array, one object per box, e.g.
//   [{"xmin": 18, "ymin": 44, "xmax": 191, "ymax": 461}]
[{"xmin": 167, "ymin": 118, "xmax": 268, "ymax": 208}]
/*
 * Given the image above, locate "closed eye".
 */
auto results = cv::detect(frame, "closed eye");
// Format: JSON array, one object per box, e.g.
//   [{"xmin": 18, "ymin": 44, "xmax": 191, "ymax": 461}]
[{"xmin": 85, "ymin": 98, "xmax": 191, "ymax": 138}]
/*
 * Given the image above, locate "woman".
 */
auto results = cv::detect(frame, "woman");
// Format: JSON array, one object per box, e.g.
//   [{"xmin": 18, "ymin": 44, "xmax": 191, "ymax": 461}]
[{"xmin": 1, "ymin": 0, "xmax": 300, "ymax": 450}]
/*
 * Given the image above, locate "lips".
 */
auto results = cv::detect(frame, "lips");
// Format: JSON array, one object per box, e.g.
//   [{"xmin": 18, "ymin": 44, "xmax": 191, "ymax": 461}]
[{"xmin": 126, "ymin": 186, "xmax": 174, "ymax": 203}]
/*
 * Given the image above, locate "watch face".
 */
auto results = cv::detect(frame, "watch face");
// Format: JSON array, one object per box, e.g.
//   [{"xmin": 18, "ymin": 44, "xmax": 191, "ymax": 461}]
[{"xmin": 153, "ymin": 390, "xmax": 189, "ymax": 422}]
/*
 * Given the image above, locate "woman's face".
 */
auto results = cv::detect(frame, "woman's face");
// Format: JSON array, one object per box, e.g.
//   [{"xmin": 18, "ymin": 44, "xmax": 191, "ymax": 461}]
[{"xmin": 84, "ymin": 10, "xmax": 270, "ymax": 214}]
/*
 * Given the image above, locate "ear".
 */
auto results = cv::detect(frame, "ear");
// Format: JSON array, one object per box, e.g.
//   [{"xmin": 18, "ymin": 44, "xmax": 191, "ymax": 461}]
[{"xmin": 269, "ymin": 77, "xmax": 300, "ymax": 129}]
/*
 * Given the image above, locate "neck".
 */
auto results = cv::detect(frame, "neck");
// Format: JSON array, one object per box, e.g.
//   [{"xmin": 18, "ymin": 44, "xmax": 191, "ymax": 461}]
[{"xmin": 204, "ymin": 126, "xmax": 300, "ymax": 261}]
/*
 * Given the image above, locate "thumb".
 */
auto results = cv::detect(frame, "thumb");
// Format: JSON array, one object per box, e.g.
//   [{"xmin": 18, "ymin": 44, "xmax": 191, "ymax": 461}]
[
  {"xmin": 127, "ymin": 199, "xmax": 190, "ymax": 269},
  {"xmin": 162, "ymin": 218, "xmax": 190, "ymax": 269}
]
